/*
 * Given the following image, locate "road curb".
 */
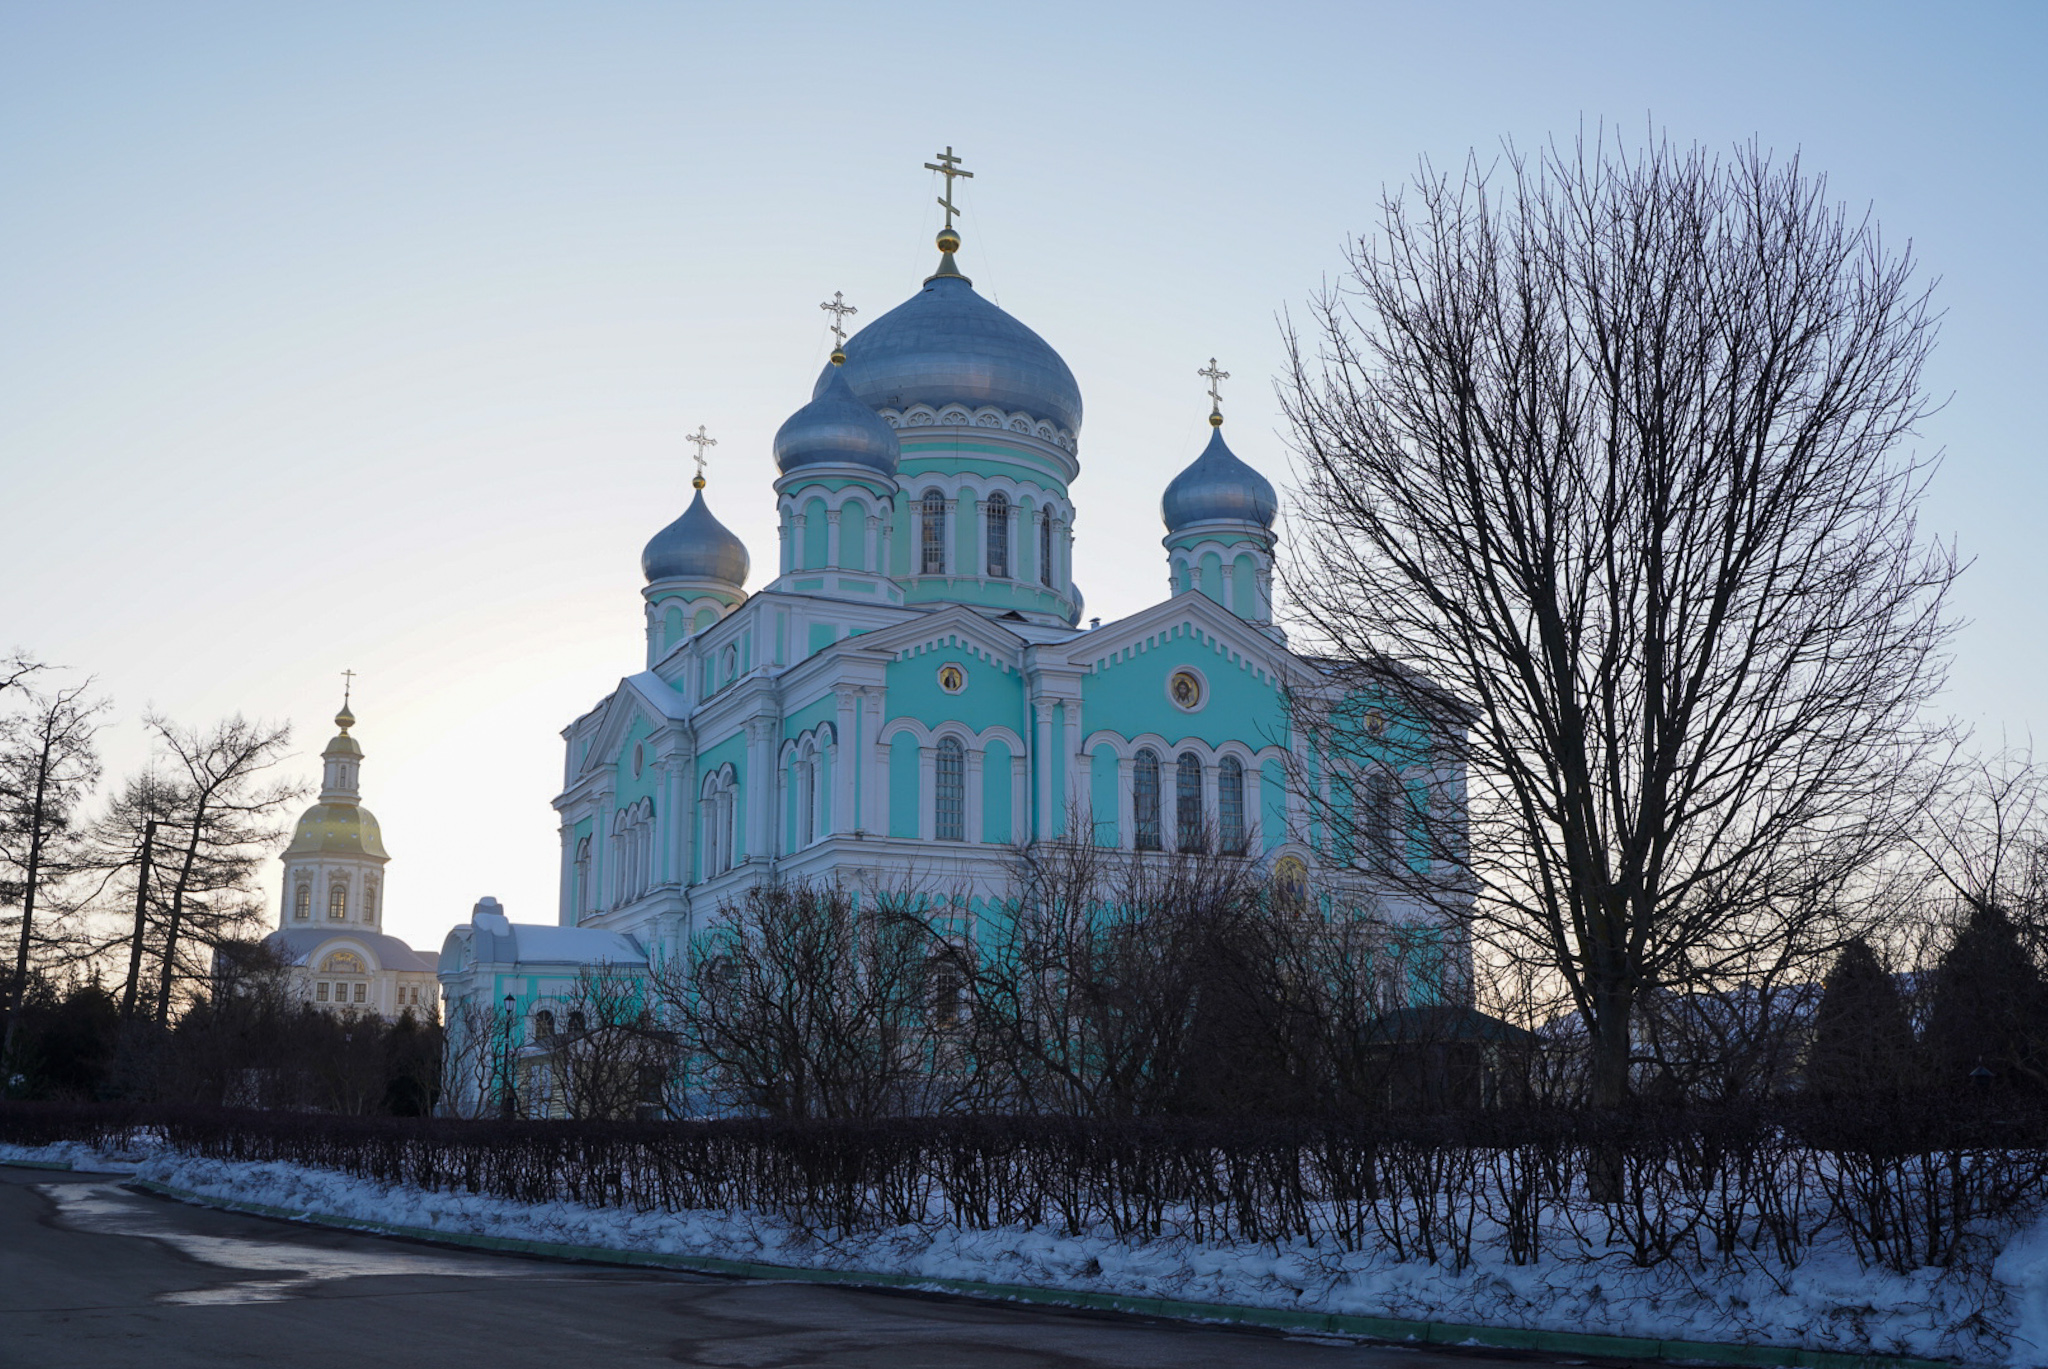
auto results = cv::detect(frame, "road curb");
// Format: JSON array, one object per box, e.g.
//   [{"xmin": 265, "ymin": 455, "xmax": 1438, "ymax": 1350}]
[
  {"xmin": 0, "ymin": 1157, "xmax": 73, "ymax": 1170},
  {"xmin": 131, "ymin": 1179, "xmax": 1956, "ymax": 1369}
]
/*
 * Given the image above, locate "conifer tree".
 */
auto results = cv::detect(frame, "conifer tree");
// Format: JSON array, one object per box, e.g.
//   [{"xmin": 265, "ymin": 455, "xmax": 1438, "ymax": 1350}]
[
  {"xmin": 1923, "ymin": 905, "xmax": 2048, "ymax": 1090},
  {"xmin": 1806, "ymin": 937, "xmax": 1918, "ymax": 1097}
]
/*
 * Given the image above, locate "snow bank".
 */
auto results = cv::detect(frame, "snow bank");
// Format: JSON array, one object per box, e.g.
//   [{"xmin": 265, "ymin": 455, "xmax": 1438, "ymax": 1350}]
[{"xmin": 4, "ymin": 1139, "xmax": 2037, "ymax": 1365}]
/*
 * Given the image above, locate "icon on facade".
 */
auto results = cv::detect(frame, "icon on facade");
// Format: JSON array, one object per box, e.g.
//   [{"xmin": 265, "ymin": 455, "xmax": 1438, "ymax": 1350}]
[
  {"xmin": 1168, "ymin": 669, "xmax": 1204, "ymax": 710},
  {"xmin": 938, "ymin": 663, "xmax": 967, "ymax": 694}
]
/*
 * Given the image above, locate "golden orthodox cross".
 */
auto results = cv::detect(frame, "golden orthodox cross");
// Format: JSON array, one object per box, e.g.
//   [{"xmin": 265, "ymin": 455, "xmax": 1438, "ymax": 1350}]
[
  {"xmin": 924, "ymin": 146, "xmax": 973, "ymax": 229},
  {"xmin": 820, "ymin": 291, "xmax": 858, "ymax": 349},
  {"xmin": 340, "ymin": 669, "xmax": 355, "ymax": 707},
  {"xmin": 1198, "ymin": 358, "xmax": 1230, "ymax": 415},
  {"xmin": 685, "ymin": 425, "xmax": 716, "ymax": 489}
]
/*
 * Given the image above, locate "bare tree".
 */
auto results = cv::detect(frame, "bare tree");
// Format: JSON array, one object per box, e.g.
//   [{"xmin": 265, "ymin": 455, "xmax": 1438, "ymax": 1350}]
[
  {"xmin": 0, "ymin": 680, "xmax": 106, "ymax": 1059},
  {"xmin": 134, "ymin": 715, "xmax": 301, "ymax": 1026},
  {"xmin": 659, "ymin": 881, "xmax": 951, "ymax": 1119},
  {"xmin": 1282, "ymin": 133, "xmax": 1958, "ymax": 1107},
  {"xmin": 530, "ymin": 965, "xmax": 682, "ymax": 1120},
  {"xmin": 0, "ymin": 651, "xmax": 46, "ymax": 701}
]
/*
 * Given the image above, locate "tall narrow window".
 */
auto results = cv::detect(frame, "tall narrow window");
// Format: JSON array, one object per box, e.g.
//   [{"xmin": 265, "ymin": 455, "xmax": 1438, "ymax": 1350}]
[
  {"xmin": 985, "ymin": 492, "xmax": 1009, "ymax": 578},
  {"xmin": 293, "ymin": 885, "xmax": 311, "ymax": 921},
  {"xmin": 363, "ymin": 882, "xmax": 378, "ymax": 923},
  {"xmin": 921, "ymin": 488, "xmax": 947, "ymax": 574},
  {"xmin": 327, "ymin": 883, "xmax": 347, "ymax": 921},
  {"xmin": 1175, "ymin": 752, "xmax": 1205, "ymax": 852},
  {"xmin": 1363, "ymin": 770, "xmax": 1397, "ymax": 871},
  {"xmin": 1038, "ymin": 513, "xmax": 1054, "ymax": 587},
  {"xmin": 1218, "ymin": 756, "xmax": 1247, "ymax": 855},
  {"xmin": 935, "ymin": 737, "xmax": 966, "ymax": 841},
  {"xmin": 798, "ymin": 750, "xmax": 817, "ymax": 846},
  {"xmin": 1133, "ymin": 749, "xmax": 1162, "ymax": 851}
]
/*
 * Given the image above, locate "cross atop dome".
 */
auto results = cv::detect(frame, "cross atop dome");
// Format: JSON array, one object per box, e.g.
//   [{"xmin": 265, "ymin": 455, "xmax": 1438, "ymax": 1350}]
[
  {"xmin": 925, "ymin": 145, "xmax": 973, "ymax": 233},
  {"xmin": 685, "ymin": 424, "xmax": 717, "ymax": 490},
  {"xmin": 1199, "ymin": 358, "xmax": 1230, "ymax": 427}
]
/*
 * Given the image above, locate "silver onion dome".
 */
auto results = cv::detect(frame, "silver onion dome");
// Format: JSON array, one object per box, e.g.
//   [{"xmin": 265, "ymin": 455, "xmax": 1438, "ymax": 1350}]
[
  {"xmin": 775, "ymin": 363, "xmax": 901, "ymax": 476},
  {"xmin": 817, "ymin": 274, "xmax": 1083, "ymax": 435},
  {"xmin": 641, "ymin": 489, "xmax": 750, "ymax": 586},
  {"xmin": 1161, "ymin": 425, "xmax": 1278, "ymax": 533}
]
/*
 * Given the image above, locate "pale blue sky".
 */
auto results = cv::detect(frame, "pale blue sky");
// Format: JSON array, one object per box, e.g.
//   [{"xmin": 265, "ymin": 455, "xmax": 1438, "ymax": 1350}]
[{"xmin": 3, "ymin": 2, "xmax": 2042, "ymax": 953}]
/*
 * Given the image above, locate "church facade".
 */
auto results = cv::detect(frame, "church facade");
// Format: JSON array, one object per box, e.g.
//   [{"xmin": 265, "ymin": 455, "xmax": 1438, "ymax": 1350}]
[
  {"xmin": 264, "ymin": 703, "xmax": 439, "ymax": 1018},
  {"xmin": 437, "ymin": 178, "xmax": 1471, "ymax": 1113}
]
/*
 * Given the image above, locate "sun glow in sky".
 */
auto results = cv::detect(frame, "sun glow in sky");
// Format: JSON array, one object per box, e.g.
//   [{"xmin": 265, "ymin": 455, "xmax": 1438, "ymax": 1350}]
[{"xmin": 3, "ymin": 1, "xmax": 2042, "ymax": 955}]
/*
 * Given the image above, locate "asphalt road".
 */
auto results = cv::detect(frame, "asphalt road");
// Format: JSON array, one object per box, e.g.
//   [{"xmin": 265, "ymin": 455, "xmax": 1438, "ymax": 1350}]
[{"xmin": 0, "ymin": 1163, "xmax": 1581, "ymax": 1369}]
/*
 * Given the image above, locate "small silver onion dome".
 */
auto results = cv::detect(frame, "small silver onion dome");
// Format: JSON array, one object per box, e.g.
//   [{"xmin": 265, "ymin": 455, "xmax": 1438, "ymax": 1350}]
[
  {"xmin": 641, "ymin": 489, "xmax": 750, "ymax": 586},
  {"xmin": 1161, "ymin": 425, "xmax": 1278, "ymax": 533},
  {"xmin": 775, "ymin": 363, "xmax": 900, "ymax": 475},
  {"xmin": 818, "ymin": 274, "xmax": 1083, "ymax": 435}
]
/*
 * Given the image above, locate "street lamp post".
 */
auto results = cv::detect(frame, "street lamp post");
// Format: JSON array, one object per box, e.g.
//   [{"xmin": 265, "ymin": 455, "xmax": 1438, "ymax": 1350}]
[{"xmin": 500, "ymin": 992, "xmax": 517, "ymax": 1118}]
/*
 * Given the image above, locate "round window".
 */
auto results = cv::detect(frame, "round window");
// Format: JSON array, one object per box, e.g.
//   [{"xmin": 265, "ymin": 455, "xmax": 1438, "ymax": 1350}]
[
  {"xmin": 937, "ymin": 663, "xmax": 967, "ymax": 694},
  {"xmin": 1167, "ymin": 668, "xmax": 1205, "ymax": 711}
]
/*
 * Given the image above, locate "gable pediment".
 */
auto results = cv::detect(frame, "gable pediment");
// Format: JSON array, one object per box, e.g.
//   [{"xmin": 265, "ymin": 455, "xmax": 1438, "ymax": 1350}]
[{"xmin": 1062, "ymin": 593, "xmax": 1293, "ymax": 688}]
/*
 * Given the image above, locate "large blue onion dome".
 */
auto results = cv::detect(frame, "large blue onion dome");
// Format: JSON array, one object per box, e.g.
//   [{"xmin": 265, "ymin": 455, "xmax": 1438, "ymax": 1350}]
[
  {"xmin": 1161, "ymin": 421, "xmax": 1278, "ymax": 533},
  {"xmin": 775, "ymin": 361, "xmax": 900, "ymax": 476},
  {"xmin": 641, "ymin": 486, "xmax": 750, "ymax": 586},
  {"xmin": 817, "ymin": 269, "xmax": 1083, "ymax": 435}
]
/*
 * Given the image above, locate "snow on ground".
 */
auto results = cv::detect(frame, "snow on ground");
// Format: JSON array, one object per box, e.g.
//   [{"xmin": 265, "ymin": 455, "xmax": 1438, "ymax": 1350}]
[{"xmin": 5, "ymin": 1138, "xmax": 2041, "ymax": 1366}]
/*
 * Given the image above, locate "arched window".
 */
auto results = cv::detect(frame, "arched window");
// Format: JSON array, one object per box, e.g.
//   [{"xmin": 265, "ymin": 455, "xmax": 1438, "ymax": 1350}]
[
  {"xmin": 1039, "ymin": 512, "xmax": 1054, "ymax": 587},
  {"xmin": 327, "ymin": 882, "xmax": 348, "ymax": 921},
  {"xmin": 573, "ymin": 836, "xmax": 592, "ymax": 918},
  {"xmin": 985, "ymin": 492, "xmax": 1009, "ymax": 578},
  {"xmin": 293, "ymin": 884, "xmax": 311, "ymax": 921},
  {"xmin": 1218, "ymin": 756, "xmax": 1247, "ymax": 855},
  {"xmin": 1362, "ymin": 770, "xmax": 1397, "ymax": 871},
  {"xmin": 1132, "ymin": 749, "xmax": 1162, "ymax": 851},
  {"xmin": 934, "ymin": 736, "xmax": 965, "ymax": 842},
  {"xmin": 797, "ymin": 744, "xmax": 818, "ymax": 847},
  {"xmin": 921, "ymin": 488, "xmax": 947, "ymax": 574},
  {"xmin": 1175, "ymin": 752, "xmax": 1206, "ymax": 852},
  {"xmin": 363, "ymin": 881, "xmax": 378, "ymax": 923},
  {"xmin": 701, "ymin": 769, "xmax": 738, "ymax": 877},
  {"xmin": 533, "ymin": 1009, "xmax": 556, "ymax": 1041}
]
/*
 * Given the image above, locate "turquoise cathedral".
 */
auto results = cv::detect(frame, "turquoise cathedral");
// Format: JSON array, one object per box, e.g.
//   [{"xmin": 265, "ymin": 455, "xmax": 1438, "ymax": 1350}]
[{"xmin": 438, "ymin": 169, "xmax": 1472, "ymax": 1108}]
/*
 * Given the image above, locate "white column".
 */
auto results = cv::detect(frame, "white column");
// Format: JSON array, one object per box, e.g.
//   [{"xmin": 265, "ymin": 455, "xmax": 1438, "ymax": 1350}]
[
  {"xmin": 974, "ymin": 498, "xmax": 989, "ymax": 578},
  {"xmin": 833, "ymin": 689, "xmax": 858, "ymax": 836},
  {"xmin": 744, "ymin": 717, "xmax": 775, "ymax": 863},
  {"xmin": 790, "ymin": 513, "xmax": 808, "ymax": 571},
  {"xmin": 943, "ymin": 499, "xmax": 959, "ymax": 575},
  {"xmin": 1061, "ymin": 701, "xmax": 1083, "ymax": 815},
  {"xmin": 1031, "ymin": 699, "xmax": 1055, "ymax": 842},
  {"xmin": 826, "ymin": 507, "xmax": 842, "ymax": 568},
  {"xmin": 1005, "ymin": 501, "xmax": 1020, "ymax": 580},
  {"xmin": 918, "ymin": 745, "xmax": 938, "ymax": 840},
  {"xmin": 863, "ymin": 691, "xmax": 887, "ymax": 836},
  {"xmin": 964, "ymin": 745, "xmax": 985, "ymax": 844},
  {"xmin": 671, "ymin": 733, "xmax": 695, "ymax": 887},
  {"xmin": 1010, "ymin": 748, "xmax": 1029, "ymax": 845},
  {"xmin": 1116, "ymin": 755, "xmax": 1135, "ymax": 850}
]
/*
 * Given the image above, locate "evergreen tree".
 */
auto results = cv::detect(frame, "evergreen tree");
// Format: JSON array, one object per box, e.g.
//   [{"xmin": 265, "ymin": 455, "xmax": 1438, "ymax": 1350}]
[
  {"xmin": 1923, "ymin": 905, "xmax": 2048, "ymax": 1090},
  {"xmin": 1806, "ymin": 938, "xmax": 1919, "ymax": 1097}
]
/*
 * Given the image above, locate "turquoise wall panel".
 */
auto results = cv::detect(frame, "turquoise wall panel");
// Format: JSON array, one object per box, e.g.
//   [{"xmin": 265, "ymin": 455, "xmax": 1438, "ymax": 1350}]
[
  {"xmin": 1091, "ymin": 743, "xmax": 1120, "ymax": 847},
  {"xmin": 982, "ymin": 739, "xmax": 1012, "ymax": 844},
  {"xmin": 889, "ymin": 736, "xmax": 920, "ymax": 839},
  {"xmin": 883, "ymin": 647, "xmax": 1025, "ymax": 735},
  {"xmin": 612, "ymin": 717, "xmax": 660, "ymax": 808},
  {"xmin": 840, "ymin": 497, "xmax": 869, "ymax": 571},
  {"xmin": 807, "ymin": 622, "xmax": 837, "ymax": 657},
  {"xmin": 1261, "ymin": 759, "xmax": 1287, "ymax": 852},
  {"xmin": 1079, "ymin": 625, "xmax": 1288, "ymax": 752},
  {"xmin": 802, "ymin": 496, "xmax": 829, "ymax": 568}
]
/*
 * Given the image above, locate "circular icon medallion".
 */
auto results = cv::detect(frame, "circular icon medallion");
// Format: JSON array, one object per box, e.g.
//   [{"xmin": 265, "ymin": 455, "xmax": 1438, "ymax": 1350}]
[
  {"xmin": 937, "ymin": 663, "xmax": 967, "ymax": 694},
  {"xmin": 1168, "ymin": 668, "xmax": 1205, "ymax": 711}
]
